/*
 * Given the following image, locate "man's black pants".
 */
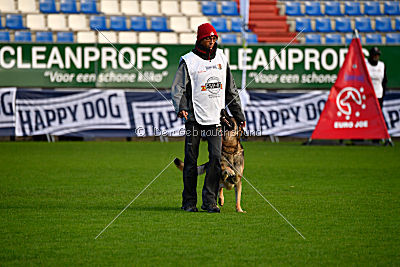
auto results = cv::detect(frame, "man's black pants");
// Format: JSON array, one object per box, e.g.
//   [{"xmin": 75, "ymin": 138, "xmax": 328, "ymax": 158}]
[{"xmin": 182, "ymin": 122, "xmax": 222, "ymax": 208}]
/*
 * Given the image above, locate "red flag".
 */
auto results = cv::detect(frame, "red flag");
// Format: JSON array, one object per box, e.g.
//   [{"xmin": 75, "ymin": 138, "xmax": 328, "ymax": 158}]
[{"xmin": 311, "ymin": 37, "xmax": 389, "ymax": 140}]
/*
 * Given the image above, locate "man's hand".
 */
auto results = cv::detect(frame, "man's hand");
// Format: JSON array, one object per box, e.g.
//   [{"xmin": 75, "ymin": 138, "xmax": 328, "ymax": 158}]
[
  {"xmin": 178, "ymin": 110, "xmax": 188, "ymax": 120},
  {"xmin": 239, "ymin": 121, "xmax": 246, "ymax": 128}
]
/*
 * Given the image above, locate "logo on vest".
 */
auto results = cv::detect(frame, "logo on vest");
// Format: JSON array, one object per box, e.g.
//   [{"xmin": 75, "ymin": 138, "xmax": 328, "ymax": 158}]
[{"xmin": 201, "ymin": 76, "xmax": 223, "ymax": 95}]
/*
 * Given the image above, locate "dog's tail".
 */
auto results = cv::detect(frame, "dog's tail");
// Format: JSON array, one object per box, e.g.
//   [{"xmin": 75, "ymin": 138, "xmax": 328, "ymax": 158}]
[{"xmin": 174, "ymin": 157, "xmax": 208, "ymax": 175}]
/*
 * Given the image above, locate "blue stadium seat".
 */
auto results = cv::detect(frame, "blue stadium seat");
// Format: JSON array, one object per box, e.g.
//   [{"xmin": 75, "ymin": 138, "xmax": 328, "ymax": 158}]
[
  {"xmin": 325, "ymin": 2, "xmax": 342, "ymax": 16},
  {"xmin": 202, "ymin": 2, "xmax": 219, "ymax": 16},
  {"xmin": 375, "ymin": 17, "xmax": 393, "ymax": 32},
  {"xmin": 6, "ymin": 15, "xmax": 25, "ymax": 30},
  {"xmin": 365, "ymin": 34, "xmax": 382, "ymax": 44},
  {"xmin": 396, "ymin": 17, "xmax": 400, "ymax": 31},
  {"xmin": 345, "ymin": 2, "xmax": 362, "ymax": 16},
  {"xmin": 296, "ymin": 18, "xmax": 313, "ymax": 32},
  {"xmin": 40, "ymin": 0, "xmax": 58, "ymax": 13},
  {"xmin": 0, "ymin": 17, "xmax": 3, "ymax": 29},
  {"xmin": 150, "ymin": 17, "xmax": 171, "ymax": 32},
  {"xmin": 384, "ymin": 1, "xmax": 400, "ymax": 15},
  {"xmin": 325, "ymin": 34, "xmax": 342, "ymax": 45},
  {"xmin": 286, "ymin": 2, "xmax": 303, "ymax": 16},
  {"xmin": 81, "ymin": 0, "xmax": 99, "ymax": 14},
  {"xmin": 305, "ymin": 34, "xmax": 322, "ymax": 45},
  {"xmin": 364, "ymin": 1, "xmax": 382, "ymax": 16},
  {"xmin": 221, "ymin": 34, "xmax": 237, "ymax": 44},
  {"xmin": 335, "ymin": 18, "xmax": 352, "ymax": 32},
  {"xmin": 110, "ymin": 16, "xmax": 127, "ymax": 31},
  {"xmin": 355, "ymin": 17, "xmax": 373, "ymax": 32},
  {"xmin": 231, "ymin": 17, "xmax": 242, "ymax": 32},
  {"xmin": 245, "ymin": 33, "xmax": 258, "ymax": 44},
  {"xmin": 211, "ymin": 18, "xmax": 228, "ymax": 33},
  {"xmin": 14, "ymin": 31, "xmax": 32, "ymax": 42},
  {"xmin": 60, "ymin": 0, "xmax": 78, "ymax": 13},
  {"xmin": 90, "ymin": 16, "xmax": 107, "ymax": 31},
  {"xmin": 305, "ymin": 2, "xmax": 323, "ymax": 16},
  {"xmin": 131, "ymin": 17, "xmax": 148, "ymax": 31},
  {"xmin": 36, "ymin": 32, "xmax": 53, "ymax": 42},
  {"xmin": 315, "ymin": 18, "xmax": 333, "ymax": 32},
  {"xmin": 0, "ymin": 32, "xmax": 10, "ymax": 42},
  {"xmin": 222, "ymin": 1, "xmax": 239, "ymax": 16},
  {"xmin": 386, "ymin": 33, "xmax": 400, "ymax": 44},
  {"xmin": 57, "ymin": 32, "xmax": 74, "ymax": 42},
  {"xmin": 345, "ymin": 34, "xmax": 354, "ymax": 45}
]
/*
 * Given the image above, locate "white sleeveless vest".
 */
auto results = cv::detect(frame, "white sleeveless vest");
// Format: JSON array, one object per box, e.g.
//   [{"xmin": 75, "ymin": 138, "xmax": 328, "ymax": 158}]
[
  {"xmin": 365, "ymin": 59, "xmax": 385, "ymax": 98},
  {"xmin": 182, "ymin": 49, "xmax": 227, "ymax": 125}
]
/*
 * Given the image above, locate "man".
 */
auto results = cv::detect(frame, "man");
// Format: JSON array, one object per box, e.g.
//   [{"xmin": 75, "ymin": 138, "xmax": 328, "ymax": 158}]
[
  {"xmin": 365, "ymin": 46, "xmax": 387, "ymax": 109},
  {"xmin": 171, "ymin": 23, "xmax": 245, "ymax": 213}
]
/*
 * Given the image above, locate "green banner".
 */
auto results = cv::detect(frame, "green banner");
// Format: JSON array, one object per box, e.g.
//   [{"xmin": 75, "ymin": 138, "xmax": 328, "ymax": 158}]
[{"xmin": 0, "ymin": 43, "xmax": 399, "ymax": 89}]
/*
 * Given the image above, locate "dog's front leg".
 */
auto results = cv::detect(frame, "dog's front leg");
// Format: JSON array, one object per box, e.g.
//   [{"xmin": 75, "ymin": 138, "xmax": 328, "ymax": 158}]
[
  {"xmin": 235, "ymin": 179, "xmax": 245, "ymax": 213},
  {"xmin": 218, "ymin": 187, "xmax": 224, "ymax": 206}
]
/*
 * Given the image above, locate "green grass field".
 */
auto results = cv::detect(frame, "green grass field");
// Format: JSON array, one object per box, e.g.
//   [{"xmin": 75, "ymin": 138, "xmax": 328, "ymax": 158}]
[{"xmin": 1, "ymin": 141, "xmax": 399, "ymax": 266}]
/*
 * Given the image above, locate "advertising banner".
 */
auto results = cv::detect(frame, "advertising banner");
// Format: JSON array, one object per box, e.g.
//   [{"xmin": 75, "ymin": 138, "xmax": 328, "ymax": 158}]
[{"xmin": 1, "ymin": 44, "xmax": 399, "ymax": 89}]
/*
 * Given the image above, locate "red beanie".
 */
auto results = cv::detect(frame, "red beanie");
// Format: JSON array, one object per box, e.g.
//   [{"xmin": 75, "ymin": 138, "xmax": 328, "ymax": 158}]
[{"xmin": 197, "ymin": 23, "xmax": 218, "ymax": 41}]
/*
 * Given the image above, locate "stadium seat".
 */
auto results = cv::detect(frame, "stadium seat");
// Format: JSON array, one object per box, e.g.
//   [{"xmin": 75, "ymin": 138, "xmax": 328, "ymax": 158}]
[
  {"xmin": 6, "ymin": 14, "xmax": 25, "ymax": 30},
  {"xmin": 1, "ymin": 0, "xmax": 17, "ymax": 13},
  {"xmin": 18, "ymin": 0, "xmax": 38, "ymax": 13},
  {"xmin": 138, "ymin": 32, "xmax": 158, "ymax": 44},
  {"xmin": 179, "ymin": 33, "xmax": 196, "ymax": 44},
  {"xmin": 90, "ymin": 16, "xmax": 107, "ymax": 31},
  {"xmin": 315, "ymin": 18, "xmax": 333, "ymax": 32},
  {"xmin": 40, "ymin": 0, "xmax": 57, "ymax": 13},
  {"xmin": 384, "ymin": 1, "xmax": 400, "ymax": 16},
  {"xmin": 77, "ymin": 31, "xmax": 96, "ymax": 43},
  {"xmin": 305, "ymin": 2, "xmax": 323, "ymax": 16},
  {"xmin": 118, "ymin": 32, "xmax": 137, "ymax": 44},
  {"xmin": 68, "ymin": 15, "xmax": 88, "ymax": 31},
  {"xmin": 26, "ymin": 14, "xmax": 46, "ymax": 31},
  {"xmin": 202, "ymin": 2, "xmax": 219, "ymax": 16},
  {"xmin": 325, "ymin": 2, "xmax": 342, "ymax": 16},
  {"xmin": 220, "ymin": 34, "xmax": 237, "ymax": 44},
  {"xmin": 190, "ymin": 17, "xmax": 210, "ymax": 32},
  {"xmin": 57, "ymin": 32, "xmax": 74, "ymax": 42},
  {"xmin": 386, "ymin": 33, "xmax": 400, "ymax": 44},
  {"xmin": 151, "ymin": 17, "xmax": 171, "ymax": 32},
  {"xmin": 81, "ymin": 0, "xmax": 99, "ymax": 14},
  {"xmin": 355, "ymin": 17, "xmax": 373, "ymax": 32},
  {"xmin": 160, "ymin": 1, "xmax": 180, "ymax": 16},
  {"xmin": 159, "ymin": 32, "xmax": 178, "ymax": 44},
  {"xmin": 131, "ymin": 17, "xmax": 148, "ymax": 31},
  {"xmin": 245, "ymin": 33, "xmax": 258, "ymax": 44},
  {"xmin": 14, "ymin": 31, "xmax": 32, "ymax": 42},
  {"xmin": 296, "ymin": 18, "xmax": 313, "ymax": 32},
  {"xmin": 0, "ymin": 32, "xmax": 11, "ymax": 42},
  {"xmin": 285, "ymin": 2, "xmax": 303, "ymax": 16},
  {"xmin": 98, "ymin": 31, "xmax": 117, "ymax": 43},
  {"xmin": 231, "ymin": 17, "xmax": 242, "ymax": 32},
  {"xmin": 325, "ymin": 34, "xmax": 342, "ymax": 45},
  {"xmin": 221, "ymin": 1, "xmax": 239, "ymax": 16},
  {"xmin": 170, "ymin": 17, "xmax": 190, "ymax": 32},
  {"xmin": 345, "ymin": 33, "xmax": 354, "ymax": 45},
  {"xmin": 100, "ymin": 0, "xmax": 119, "ymax": 15},
  {"xmin": 305, "ymin": 34, "xmax": 322, "ymax": 45},
  {"xmin": 365, "ymin": 34, "xmax": 382, "ymax": 44},
  {"xmin": 364, "ymin": 1, "xmax": 382, "ymax": 16},
  {"xmin": 345, "ymin": 2, "xmax": 362, "ymax": 16},
  {"xmin": 181, "ymin": 1, "xmax": 202, "ymax": 16},
  {"xmin": 141, "ymin": 1, "xmax": 161, "ymax": 16},
  {"xmin": 375, "ymin": 17, "xmax": 393, "ymax": 32},
  {"xmin": 110, "ymin": 16, "xmax": 127, "ymax": 31},
  {"xmin": 60, "ymin": 0, "xmax": 78, "ymax": 13},
  {"xmin": 36, "ymin": 32, "xmax": 53, "ymax": 42},
  {"xmin": 121, "ymin": 0, "xmax": 141, "ymax": 15},
  {"xmin": 335, "ymin": 18, "xmax": 352, "ymax": 32},
  {"xmin": 48, "ymin": 14, "xmax": 68, "ymax": 31},
  {"xmin": 211, "ymin": 18, "xmax": 228, "ymax": 33},
  {"xmin": 396, "ymin": 18, "xmax": 400, "ymax": 31}
]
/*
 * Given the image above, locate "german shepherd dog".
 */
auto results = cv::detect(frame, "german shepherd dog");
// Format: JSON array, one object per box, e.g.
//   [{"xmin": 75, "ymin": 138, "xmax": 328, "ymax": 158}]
[{"xmin": 174, "ymin": 109, "xmax": 246, "ymax": 213}]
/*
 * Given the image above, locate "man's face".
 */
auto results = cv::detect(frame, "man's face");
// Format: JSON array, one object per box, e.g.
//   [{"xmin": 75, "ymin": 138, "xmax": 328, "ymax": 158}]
[
  {"xmin": 372, "ymin": 54, "xmax": 380, "ymax": 62},
  {"xmin": 200, "ymin": 36, "xmax": 218, "ymax": 50}
]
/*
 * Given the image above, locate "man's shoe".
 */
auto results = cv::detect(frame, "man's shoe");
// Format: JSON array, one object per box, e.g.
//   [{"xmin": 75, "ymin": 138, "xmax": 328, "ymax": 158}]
[
  {"xmin": 201, "ymin": 204, "xmax": 220, "ymax": 213},
  {"xmin": 181, "ymin": 206, "xmax": 198, "ymax": 212}
]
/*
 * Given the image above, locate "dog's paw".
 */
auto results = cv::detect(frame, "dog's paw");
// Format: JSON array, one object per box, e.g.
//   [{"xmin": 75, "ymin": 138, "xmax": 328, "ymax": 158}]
[
  {"xmin": 236, "ymin": 208, "xmax": 246, "ymax": 213},
  {"xmin": 218, "ymin": 197, "xmax": 224, "ymax": 206}
]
